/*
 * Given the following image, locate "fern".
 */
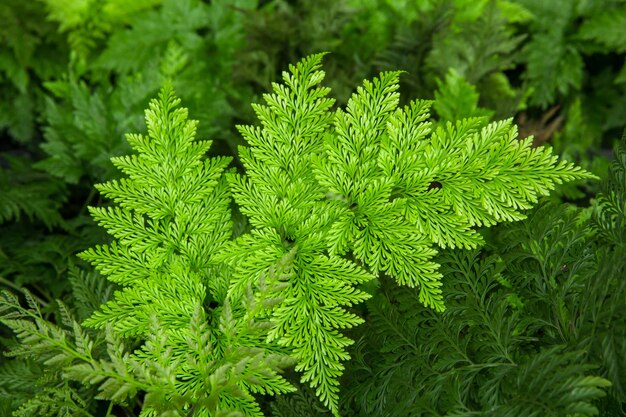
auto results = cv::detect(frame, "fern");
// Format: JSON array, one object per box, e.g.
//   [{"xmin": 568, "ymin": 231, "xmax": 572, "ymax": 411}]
[
  {"xmin": 218, "ymin": 53, "xmax": 593, "ymax": 414},
  {"xmin": 375, "ymin": 0, "xmax": 526, "ymax": 117},
  {"xmin": 344, "ymin": 210, "xmax": 621, "ymax": 416},
  {"xmin": 77, "ymin": 84, "xmax": 293, "ymax": 416},
  {"xmin": 0, "ymin": 0, "xmax": 66, "ymax": 143},
  {"xmin": 36, "ymin": 78, "xmax": 134, "ymax": 184},
  {"xmin": 4, "ymin": 3, "xmax": 626, "ymax": 415},
  {"xmin": 578, "ymin": 7, "xmax": 626, "ymax": 53},
  {"xmin": 39, "ymin": 0, "xmax": 161, "ymax": 62},
  {"xmin": 515, "ymin": 0, "xmax": 626, "ymax": 112},
  {"xmin": 316, "ymin": 64, "xmax": 593, "ymax": 303},
  {"xmin": 0, "ymin": 290, "xmax": 106, "ymax": 416},
  {"xmin": 515, "ymin": 0, "xmax": 583, "ymax": 107},
  {"xmin": 270, "ymin": 386, "xmax": 331, "ymax": 417},
  {"xmin": 66, "ymin": 263, "xmax": 114, "ymax": 322},
  {"xmin": 2, "ymin": 54, "xmax": 597, "ymax": 416},
  {"xmin": 37, "ymin": 0, "xmax": 256, "ymax": 184},
  {"xmin": 217, "ymin": 54, "xmax": 374, "ymax": 414},
  {"xmin": 0, "ymin": 154, "xmax": 66, "ymax": 229},
  {"xmin": 233, "ymin": 0, "xmax": 376, "ymax": 105},
  {"xmin": 427, "ymin": 0, "xmax": 525, "ymax": 86},
  {"xmin": 79, "ymin": 84, "xmax": 232, "ymax": 335},
  {"xmin": 594, "ymin": 132, "xmax": 626, "ymax": 245},
  {"xmin": 342, "ymin": 131, "xmax": 626, "ymax": 414},
  {"xmin": 433, "ymin": 68, "xmax": 494, "ymax": 123}
]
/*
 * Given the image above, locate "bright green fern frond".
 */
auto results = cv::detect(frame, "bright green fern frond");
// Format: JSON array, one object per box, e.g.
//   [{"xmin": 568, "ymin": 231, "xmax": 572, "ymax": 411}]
[
  {"xmin": 315, "ymin": 63, "xmax": 593, "ymax": 316},
  {"xmin": 313, "ymin": 71, "xmax": 448, "ymax": 309},
  {"xmin": 224, "ymin": 54, "xmax": 595, "ymax": 412},
  {"xmin": 80, "ymin": 84, "xmax": 232, "ymax": 336},
  {"xmin": 220, "ymin": 54, "xmax": 375, "ymax": 415},
  {"xmin": 267, "ymin": 251, "xmax": 371, "ymax": 401},
  {"xmin": 78, "ymin": 85, "xmax": 294, "ymax": 416},
  {"xmin": 313, "ymin": 70, "xmax": 401, "ymax": 200}
]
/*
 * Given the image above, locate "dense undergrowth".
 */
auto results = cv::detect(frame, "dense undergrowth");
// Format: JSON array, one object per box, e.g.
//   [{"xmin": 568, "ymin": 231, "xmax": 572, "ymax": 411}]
[{"xmin": 0, "ymin": 1, "xmax": 625, "ymax": 416}]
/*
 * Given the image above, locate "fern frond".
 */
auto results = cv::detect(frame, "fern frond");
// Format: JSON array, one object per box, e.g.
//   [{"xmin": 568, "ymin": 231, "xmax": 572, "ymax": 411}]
[
  {"xmin": 0, "ymin": 154, "xmax": 66, "ymax": 229},
  {"xmin": 67, "ymin": 263, "xmax": 113, "ymax": 322},
  {"xmin": 78, "ymin": 84, "xmax": 293, "ymax": 416},
  {"xmin": 314, "ymin": 66, "xmax": 594, "ymax": 312},
  {"xmin": 344, "ymin": 233, "xmax": 617, "ymax": 416},
  {"xmin": 79, "ymin": 84, "xmax": 231, "ymax": 335},
  {"xmin": 520, "ymin": 0, "xmax": 583, "ymax": 107},
  {"xmin": 433, "ymin": 68, "xmax": 494, "ymax": 122},
  {"xmin": 224, "ymin": 54, "xmax": 594, "ymax": 413},
  {"xmin": 594, "ymin": 132, "xmax": 626, "ymax": 244},
  {"xmin": 220, "ymin": 53, "xmax": 374, "ymax": 415},
  {"xmin": 0, "ymin": 289, "xmax": 116, "ymax": 415},
  {"xmin": 578, "ymin": 8, "xmax": 626, "ymax": 53}
]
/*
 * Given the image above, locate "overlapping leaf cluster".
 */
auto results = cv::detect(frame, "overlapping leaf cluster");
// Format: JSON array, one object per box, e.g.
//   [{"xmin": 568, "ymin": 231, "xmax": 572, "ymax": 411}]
[
  {"xmin": 2, "ymin": 0, "xmax": 624, "ymax": 307},
  {"xmin": 0, "ymin": 0, "xmax": 256, "ymax": 310},
  {"xmin": 338, "ymin": 138, "xmax": 626, "ymax": 417},
  {"xmin": 1, "ymin": 86, "xmax": 294, "ymax": 417},
  {"xmin": 0, "ymin": 53, "xmax": 597, "ymax": 417},
  {"xmin": 217, "ymin": 54, "xmax": 592, "ymax": 414},
  {"xmin": 0, "ymin": 1, "xmax": 624, "ymax": 416}
]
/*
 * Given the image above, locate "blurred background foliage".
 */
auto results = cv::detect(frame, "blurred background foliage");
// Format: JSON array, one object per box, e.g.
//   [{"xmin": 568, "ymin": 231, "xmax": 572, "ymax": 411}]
[{"xmin": 0, "ymin": 0, "xmax": 625, "ymax": 415}]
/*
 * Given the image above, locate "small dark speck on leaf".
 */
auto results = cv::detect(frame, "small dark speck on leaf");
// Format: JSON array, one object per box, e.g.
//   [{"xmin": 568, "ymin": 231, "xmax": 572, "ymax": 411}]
[{"xmin": 428, "ymin": 181, "xmax": 442, "ymax": 190}]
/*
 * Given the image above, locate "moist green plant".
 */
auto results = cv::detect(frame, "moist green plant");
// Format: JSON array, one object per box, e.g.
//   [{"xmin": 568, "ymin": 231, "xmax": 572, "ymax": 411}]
[
  {"xmin": 2, "ymin": 85, "xmax": 294, "ymax": 417},
  {"xmin": 217, "ymin": 53, "xmax": 593, "ymax": 413},
  {"xmin": 0, "ymin": 0, "xmax": 260, "ymax": 311},
  {"xmin": 339, "ymin": 133, "xmax": 626, "ymax": 417},
  {"xmin": 37, "ymin": 0, "xmax": 257, "ymax": 186},
  {"xmin": 594, "ymin": 133, "xmax": 626, "ymax": 245},
  {"xmin": 0, "ymin": 55, "xmax": 596, "ymax": 416},
  {"xmin": 0, "ymin": 0, "xmax": 67, "ymax": 144}
]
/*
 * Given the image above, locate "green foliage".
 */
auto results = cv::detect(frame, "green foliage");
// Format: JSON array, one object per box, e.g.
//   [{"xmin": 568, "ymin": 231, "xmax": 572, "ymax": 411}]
[
  {"xmin": 0, "ymin": 289, "xmax": 107, "ymax": 416},
  {"xmin": 594, "ymin": 133, "xmax": 626, "ymax": 244},
  {"xmin": 1, "ymin": 85, "xmax": 297, "ymax": 417},
  {"xmin": 234, "ymin": 0, "xmax": 379, "ymax": 104},
  {"xmin": 37, "ymin": 0, "xmax": 256, "ymax": 185},
  {"xmin": 512, "ymin": 0, "xmax": 626, "ymax": 175},
  {"xmin": 218, "ymin": 54, "xmax": 591, "ymax": 413},
  {"xmin": 433, "ymin": 68, "xmax": 494, "ymax": 123},
  {"xmin": 375, "ymin": 0, "xmax": 526, "ymax": 118},
  {"xmin": 39, "ymin": 0, "xmax": 162, "ymax": 63},
  {"xmin": 218, "ymin": 55, "xmax": 374, "ymax": 414},
  {"xmin": 332, "ymin": 134, "xmax": 626, "ymax": 416},
  {"xmin": 80, "ymin": 84, "xmax": 232, "ymax": 336},
  {"xmin": 37, "ymin": 79, "xmax": 134, "ymax": 184},
  {"xmin": 0, "ymin": 0, "xmax": 66, "ymax": 143},
  {"xmin": 372, "ymin": 0, "xmax": 626, "ymax": 168},
  {"xmin": 77, "ymin": 85, "xmax": 294, "ymax": 416},
  {"xmin": 2, "ymin": 53, "xmax": 597, "ymax": 416},
  {"xmin": 0, "ymin": 154, "xmax": 65, "ymax": 228},
  {"xmin": 1, "ymin": 1, "xmax": 625, "ymax": 415},
  {"xmin": 519, "ymin": 0, "xmax": 583, "ymax": 107},
  {"xmin": 578, "ymin": 7, "xmax": 626, "ymax": 53},
  {"xmin": 344, "ymin": 198, "xmax": 625, "ymax": 416}
]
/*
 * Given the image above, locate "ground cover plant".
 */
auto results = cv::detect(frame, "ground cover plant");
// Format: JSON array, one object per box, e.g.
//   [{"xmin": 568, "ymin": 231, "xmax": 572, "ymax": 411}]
[
  {"xmin": 0, "ymin": 53, "xmax": 617, "ymax": 416},
  {"xmin": 1, "ymin": 1, "xmax": 625, "ymax": 416}
]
